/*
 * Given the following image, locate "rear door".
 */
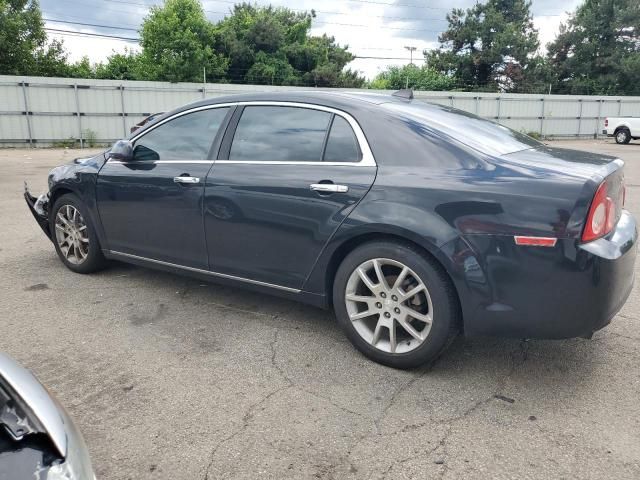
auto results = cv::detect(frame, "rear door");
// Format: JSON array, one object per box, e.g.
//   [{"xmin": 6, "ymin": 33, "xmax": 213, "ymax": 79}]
[
  {"xmin": 97, "ymin": 106, "xmax": 231, "ymax": 269},
  {"xmin": 204, "ymin": 103, "xmax": 377, "ymax": 290}
]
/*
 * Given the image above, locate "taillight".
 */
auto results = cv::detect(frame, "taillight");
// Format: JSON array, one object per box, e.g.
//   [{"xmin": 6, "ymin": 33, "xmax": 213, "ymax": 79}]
[
  {"xmin": 605, "ymin": 118, "xmax": 608, "ymax": 127},
  {"xmin": 582, "ymin": 178, "xmax": 622, "ymax": 242}
]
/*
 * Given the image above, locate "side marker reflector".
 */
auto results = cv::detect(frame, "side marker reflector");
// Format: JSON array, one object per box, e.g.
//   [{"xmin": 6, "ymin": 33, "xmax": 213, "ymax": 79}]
[{"xmin": 514, "ymin": 236, "xmax": 557, "ymax": 247}]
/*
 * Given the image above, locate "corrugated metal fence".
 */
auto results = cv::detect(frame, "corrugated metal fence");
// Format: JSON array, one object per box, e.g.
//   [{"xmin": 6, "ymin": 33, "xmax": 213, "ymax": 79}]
[{"xmin": 1, "ymin": 75, "xmax": 640, "ymax": 147}]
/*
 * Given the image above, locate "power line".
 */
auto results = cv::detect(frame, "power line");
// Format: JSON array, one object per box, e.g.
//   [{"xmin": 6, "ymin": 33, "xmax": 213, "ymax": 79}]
[
  {"xmin": 354, "ymin": 56, "xmax": 426, "ymax": 61},
  {"xmin": 44, "ymin": 16, "xmax": 403, "ymax": 51},
  {"xmin": 206, "ymin": 0, "xmax": 451, "ymax": 10},
  {"xmin": 313, "ymin": 20, "xmax": 441, "ymax": 32},
  {"xmin": 100, "ymin": 0, "xmax": 448, "ymax": 27},
  {"xmin": 45, "ymin": 26, "xmax": 428, "ymax": 62},
  {"xmin": 44, "ymin": 18, "xmax": 139, "ymax": 32},
  {"xmin": 44, "ymin": 28, "xmax": 139, "ymax": 42}
]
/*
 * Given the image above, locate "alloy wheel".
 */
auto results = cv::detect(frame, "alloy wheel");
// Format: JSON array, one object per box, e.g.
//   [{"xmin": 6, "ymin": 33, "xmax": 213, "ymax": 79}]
[
  {"xmin": 616, "ymin": 131, "xmax": 628, "ymax": 143},
  {"xmin": 54, "ymin": 204, "xmax": 89, "ymax": 265},
  {"xmin": 345, "ymin": 258, "xmax": 433, "ymax": 354}
]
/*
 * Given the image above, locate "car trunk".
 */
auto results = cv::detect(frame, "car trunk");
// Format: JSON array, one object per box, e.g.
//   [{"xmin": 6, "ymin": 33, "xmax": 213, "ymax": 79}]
[{"xmin": 499, "ymin": 145, "xmax": 625, "ymax": 240}]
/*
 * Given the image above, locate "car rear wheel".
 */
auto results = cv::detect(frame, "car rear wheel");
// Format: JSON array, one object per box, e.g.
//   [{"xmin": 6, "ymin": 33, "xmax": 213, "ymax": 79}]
[
  {"xmin": 615, "ymin": 128, "xmax": 631, "ymax": 144},
  {"xmin": 333, "ymin": 241, "xmax": 460, "ymax": 369},
  {"xmin": 50, "ymin": 193, "xmax": 106, "ymax": 274}
]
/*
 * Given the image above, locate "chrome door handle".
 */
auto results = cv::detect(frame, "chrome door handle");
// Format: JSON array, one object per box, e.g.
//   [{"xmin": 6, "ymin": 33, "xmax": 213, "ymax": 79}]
[
  {"xmin": 310, "ymin": 183, "xmax": 349, "ymax": 193},
  {"xmin": 173, "ymin": 176, "xmax": 200, "ymax": 184}
]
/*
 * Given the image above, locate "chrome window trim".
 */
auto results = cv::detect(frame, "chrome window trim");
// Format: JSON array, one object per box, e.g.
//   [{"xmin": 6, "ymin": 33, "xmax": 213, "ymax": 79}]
[
  {"xmin": 120, "ymin": 101, "xmax": 376, "ymax": 167},
  {"xmin": 108, "ymin": 160, "xmax": 214, "ymax": 165},
  {"xmin": 107, "ymin": 250, "xmax": 301, "ymax": 293}
]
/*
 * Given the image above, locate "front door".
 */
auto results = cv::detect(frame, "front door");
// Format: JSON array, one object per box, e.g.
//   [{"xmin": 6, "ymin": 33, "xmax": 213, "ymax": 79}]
[
  {"xmin": 97, "ymin": 106, "xmax": 231, "ymax": 269},
  {"xmin": 204, "ymin": 104, "xmax": 377, "ymax": 289}
]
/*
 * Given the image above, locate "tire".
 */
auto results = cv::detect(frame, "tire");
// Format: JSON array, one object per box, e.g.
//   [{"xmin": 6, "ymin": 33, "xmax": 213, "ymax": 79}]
[
  {"xmin": 49, "ymin": 193, "xmax": 107, "ymax": 274},
  {"xmin": 333, "ymin": 241, "xmax": 460, "ymax": 369},
  {"xmin": 615, "ymin": 128, "xmax": 631, "ymax": 144}
]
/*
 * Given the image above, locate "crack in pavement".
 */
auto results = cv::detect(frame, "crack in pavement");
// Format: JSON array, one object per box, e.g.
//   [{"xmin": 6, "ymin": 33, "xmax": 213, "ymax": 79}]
[
  {"xmin": 202, "ymin": 328, "xmax": 294, "ymax": 480},
  {"xmin": 202, "ymin": 383, "xmax": 293, "ymax": 480},
  {"xmin": 379, "ymin": 340, "xmax": 530, "ymax": 479}
]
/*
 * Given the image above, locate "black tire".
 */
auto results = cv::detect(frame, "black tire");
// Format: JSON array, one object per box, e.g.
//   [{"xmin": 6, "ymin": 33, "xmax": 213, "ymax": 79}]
[
  {"xmin": 49, "ymin": 193, "xmax": 107, "ymax": 274},
  {"xmin": 615, "ymin": 128, "xmax": 631, "ymax": 144},
  {"xmin": 333, "ymin": 241, "xmax": 460, "ymax": 369}
]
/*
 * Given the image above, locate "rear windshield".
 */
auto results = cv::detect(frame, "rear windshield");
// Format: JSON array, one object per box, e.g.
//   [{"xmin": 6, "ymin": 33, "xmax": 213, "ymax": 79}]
[{"xmin": 381, "ymin": 101, "xmax": 542, "ymax": 156}]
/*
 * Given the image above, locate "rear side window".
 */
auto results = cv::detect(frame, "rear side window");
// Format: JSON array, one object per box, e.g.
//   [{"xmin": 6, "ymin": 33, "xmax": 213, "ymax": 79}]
[
  {"xmin": 229, "ymin": 106, "xmax": 331, "ymax": 161},
  {"xmin": 324, "ymin": 116, "xmax": 361, "ymax": 162},
  {"xmin": 133, "ymin": 107, "xmax": 229, "ymax": 161}
]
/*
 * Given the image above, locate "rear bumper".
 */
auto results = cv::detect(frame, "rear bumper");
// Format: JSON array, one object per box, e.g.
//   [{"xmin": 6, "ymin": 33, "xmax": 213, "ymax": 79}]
[
  {"xmin": 456, "ymin": 211, "xmax": 637, "ymax": 339},
  {"xmin": 24, "ymin": 185, "xmax": 52, "ymax": 240}
]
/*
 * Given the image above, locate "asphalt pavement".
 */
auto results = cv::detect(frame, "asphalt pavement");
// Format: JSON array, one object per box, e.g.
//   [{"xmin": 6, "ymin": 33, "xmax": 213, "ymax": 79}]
[{"xmin": 1, "ymin": 139, "xmax": 639, "ymax": 479}]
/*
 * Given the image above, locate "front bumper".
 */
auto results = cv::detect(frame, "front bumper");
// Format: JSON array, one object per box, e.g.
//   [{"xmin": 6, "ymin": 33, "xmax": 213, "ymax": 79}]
[
  {"xmin": 24, "ymin": 183, "xmax": 52, "ymax": 240},
  {"xmin": 460, "ymin": 211, "xmax": 637, "ymax": 339}
]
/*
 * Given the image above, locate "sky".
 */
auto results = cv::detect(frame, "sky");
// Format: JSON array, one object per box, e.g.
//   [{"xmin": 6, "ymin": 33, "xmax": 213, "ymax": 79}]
[{"xmin": 40, "ymin": 0, "xmax": 584, "ymax": 79}]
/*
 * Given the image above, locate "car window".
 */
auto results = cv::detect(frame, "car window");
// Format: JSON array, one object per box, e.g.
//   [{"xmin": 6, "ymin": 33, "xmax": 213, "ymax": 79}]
[
  {"xmin": 381, "ymin": 102, "xmax": 542, "ymax": 157},
  {"xmin": 133, "ymin": 107, "xmax": 229, "ymax": 161},
  {"xmin": 323, "ymin": 116, "xmax": 361, "ymax": 162},
  {"xmin": 229, "ymin": 106, "xmax": 331, "ymax": 162}
]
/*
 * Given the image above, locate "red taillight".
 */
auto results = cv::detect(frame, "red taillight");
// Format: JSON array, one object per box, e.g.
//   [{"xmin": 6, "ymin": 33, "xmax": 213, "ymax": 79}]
[
  {"xmin": 605, "ymin": 118, "xmax": 609, "ymax": 127},
  {"xmin": 582, "ymin": 179, "xmax": 619, "ymax": 242}
]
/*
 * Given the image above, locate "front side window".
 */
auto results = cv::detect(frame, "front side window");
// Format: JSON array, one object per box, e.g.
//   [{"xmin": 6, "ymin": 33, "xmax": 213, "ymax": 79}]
[
  {"xmin": 324, "ymin": 116, "xmax": 361, "ymax": 162},
  {"xmin": 229, "ymin": 106, "xmax": 331, "ymax": 161},
  {"xmin": 133, "ymin": 107, "xmax": 229, "ymax": 161}
]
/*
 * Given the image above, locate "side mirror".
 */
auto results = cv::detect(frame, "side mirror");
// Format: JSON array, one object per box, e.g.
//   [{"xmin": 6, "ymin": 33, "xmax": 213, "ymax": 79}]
[{"xmin": 108, "ymin": 139, "xmax": 133, "ymax": 162}]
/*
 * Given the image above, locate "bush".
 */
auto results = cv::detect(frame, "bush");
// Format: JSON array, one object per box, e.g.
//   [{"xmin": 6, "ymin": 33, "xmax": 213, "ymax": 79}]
[
  {"xmin": 53, "ymin": 137, "xmax": 77, "ymax": 148},
  {"xmin": 523, "ymin": 130, "xmax": 542, "ymax": 140},
  {"xmin": 83, "ymin": 129, "xmax": 98, "ymax": 147}
]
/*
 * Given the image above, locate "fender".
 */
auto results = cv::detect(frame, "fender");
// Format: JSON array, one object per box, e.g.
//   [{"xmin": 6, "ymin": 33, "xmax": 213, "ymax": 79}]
[{"xmin": 47, "ymin": 156, "xmax": 109, "ymax": 250}]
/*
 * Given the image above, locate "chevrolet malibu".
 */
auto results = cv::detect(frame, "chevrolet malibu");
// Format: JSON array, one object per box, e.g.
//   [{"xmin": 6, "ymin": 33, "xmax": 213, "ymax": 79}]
[{"xmin": 25, "ymin": 91, "xmax": 636, "ymax": 369}]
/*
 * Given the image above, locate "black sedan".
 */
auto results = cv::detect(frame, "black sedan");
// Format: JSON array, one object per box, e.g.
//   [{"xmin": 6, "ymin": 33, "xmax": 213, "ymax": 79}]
[{"xmin": 25, "ymin": 91, "xmax": 636, "ymax": 368}]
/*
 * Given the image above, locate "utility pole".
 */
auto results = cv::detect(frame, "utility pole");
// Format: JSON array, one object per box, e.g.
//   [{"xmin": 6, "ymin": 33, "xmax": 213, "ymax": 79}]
[
  {"xmin": 404, "ymin": 45, "xmax": 417, "ymax": 65},
  {"xmin": 404, "ymin": 45, "xmax": 417, "ymax": 90}
]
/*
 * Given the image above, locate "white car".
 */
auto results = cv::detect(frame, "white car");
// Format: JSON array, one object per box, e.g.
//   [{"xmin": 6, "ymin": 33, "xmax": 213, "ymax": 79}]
[{"xmin": 604, "ymin": 117, "xmax": 640, "ymax": 144}]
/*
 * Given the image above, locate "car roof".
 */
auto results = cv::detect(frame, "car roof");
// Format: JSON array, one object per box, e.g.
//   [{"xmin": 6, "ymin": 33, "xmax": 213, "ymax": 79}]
[{"xmin": 179, "ymin": 90, "xmax": 412, "ymax": 112}]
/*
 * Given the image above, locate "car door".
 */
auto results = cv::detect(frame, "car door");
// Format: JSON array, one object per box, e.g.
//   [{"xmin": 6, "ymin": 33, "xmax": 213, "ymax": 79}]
[
  {"xmin": 97, "ymin": 106, "xmax": 231, "ymax": 269},
  {"xmin": 204, "ymin": 103, "xmax": 377, "ymax": 290}
]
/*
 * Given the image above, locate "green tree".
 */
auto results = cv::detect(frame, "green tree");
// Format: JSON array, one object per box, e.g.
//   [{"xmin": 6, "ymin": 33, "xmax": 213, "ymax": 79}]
[
  {"xmin": 428, "ymin": 0, "xmax": 539, "ymax": 91},
  {"xmin": 140, "ymin": 0, "xmax": 228, "ymax": 82},
  {"xmin": 67, "ymin": 56, "xmax": 95, "ymax": 79},
  {"xmin": 369, "ymin": 64, "xmax": 455, "ymax": 91},
  {"xmin": 547, "ymin": 0, "xmax": 640, "ymax": 95},
  {"xmin": 95, "ymin": 49, "xmax": 149, "ymax": 80},
  {"xmin": 0, "ymin": 0, "xmax": 68, "ymax": 76},
  {"xmin": 215, "ymin": 3, "xmax": 364, "ymax": 87}
]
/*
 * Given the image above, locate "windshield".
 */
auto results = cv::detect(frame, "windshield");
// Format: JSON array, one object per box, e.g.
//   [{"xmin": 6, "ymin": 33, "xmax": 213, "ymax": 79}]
[{"xmin": 381, "ymin": 101, "xmax": 542, "ymax": 157}]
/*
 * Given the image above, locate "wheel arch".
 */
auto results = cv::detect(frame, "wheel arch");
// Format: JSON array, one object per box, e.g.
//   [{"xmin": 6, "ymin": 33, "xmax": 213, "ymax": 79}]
[
  {"xmin": 49, "ymin": 186, "xmax": 76, "ymax": 209},
  {"xmin": 48, "ymin": 185, "xmax": 108, "ymax": 250},
  {"xmin": 614, "ymin": 125, "xmax": 631, "ymax": 134},
  {"xmin": 308, "ymin": 228, "xmax": 465, "ymax": 328}
]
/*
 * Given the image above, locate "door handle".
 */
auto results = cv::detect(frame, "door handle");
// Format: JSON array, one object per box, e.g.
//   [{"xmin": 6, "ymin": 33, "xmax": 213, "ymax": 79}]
[
  {"xmin": 173, "ymin": 176, "xmax": 200, "ymax": 184},
  {"xmin": 310, "ymin": 183, "xmax": 349, "ymax": 193}
]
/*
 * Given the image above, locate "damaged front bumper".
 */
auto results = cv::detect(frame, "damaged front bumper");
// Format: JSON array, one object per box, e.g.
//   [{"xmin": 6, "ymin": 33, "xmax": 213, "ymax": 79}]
[{"xmin": 24, "ymin": 182, "xmax": 52, "ymax": 241}]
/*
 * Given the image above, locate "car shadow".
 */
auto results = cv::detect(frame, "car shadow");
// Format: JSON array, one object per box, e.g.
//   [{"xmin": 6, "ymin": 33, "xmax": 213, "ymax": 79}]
[{"xmin": 96, "ymin": 261, "xmax": 618, "ymax": 389}]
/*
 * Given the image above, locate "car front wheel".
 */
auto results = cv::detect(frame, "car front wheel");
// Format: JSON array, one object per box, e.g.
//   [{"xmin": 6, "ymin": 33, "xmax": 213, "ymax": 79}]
[
  {"xmin": 50, "ymin": 193, "xmax": 106, "ymax": 274},
  {"xmin": 333, "ymin": 241, "xmax": 459, "ymax": 369}
]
